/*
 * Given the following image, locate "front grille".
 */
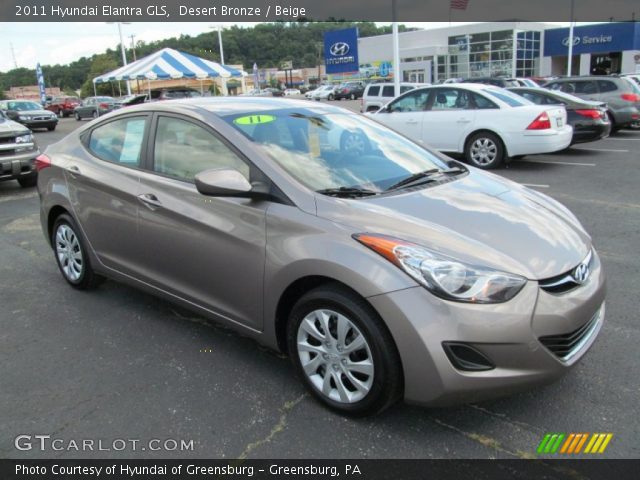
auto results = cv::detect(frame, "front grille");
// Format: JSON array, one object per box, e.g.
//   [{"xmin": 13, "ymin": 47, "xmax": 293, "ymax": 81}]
[
  {"xmin": 539, "ymin": 305, "xmax": 604, "ymax": 361},
  {"xmin": 539, "ymin": 250, "xmax": 593, "ymax": 294},
  {"xmin": 0, "ymin": 136, "xmax": 16, "ymax": 145}
]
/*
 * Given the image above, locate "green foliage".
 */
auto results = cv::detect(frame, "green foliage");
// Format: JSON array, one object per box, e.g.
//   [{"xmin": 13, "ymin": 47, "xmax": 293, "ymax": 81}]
[{"xmin": 0, "ymin": 22, "xmax": 413, "ymax": 96}]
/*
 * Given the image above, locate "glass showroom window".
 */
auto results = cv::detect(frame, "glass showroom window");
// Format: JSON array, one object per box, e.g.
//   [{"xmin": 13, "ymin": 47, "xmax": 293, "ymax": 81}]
[{"xmin": 516, "ymin": 31, "xmax": 541, "ymax": 78}]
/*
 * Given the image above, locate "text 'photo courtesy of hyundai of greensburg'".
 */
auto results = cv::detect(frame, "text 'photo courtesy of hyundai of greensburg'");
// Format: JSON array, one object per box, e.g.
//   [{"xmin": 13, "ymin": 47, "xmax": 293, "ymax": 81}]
[{"xmin": 37, "ymin": 97, "xmax": 605, "ymax": 416}]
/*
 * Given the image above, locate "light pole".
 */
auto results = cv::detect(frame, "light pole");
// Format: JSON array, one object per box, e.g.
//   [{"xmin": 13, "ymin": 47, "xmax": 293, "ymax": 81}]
[
  {"xmin": 209, "ymin": 25, "xmax": 228, "ymax": 96},
  {"xmin": 107, "ymin": 22, "xmax": 132, "ymax": 95}
]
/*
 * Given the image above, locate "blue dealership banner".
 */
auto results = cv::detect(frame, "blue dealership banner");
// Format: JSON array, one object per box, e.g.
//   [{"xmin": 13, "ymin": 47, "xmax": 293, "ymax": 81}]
[
  {"xmin": 324, "ymin": 27, "xmax": 359, "ymax": 74},
  {"xmin": 544, "ymin": 22, "xmax": 640, "ymax": 57},
  {"xmin": 35, "ymin": 63, "xmax": 46, "ymax": 104}
]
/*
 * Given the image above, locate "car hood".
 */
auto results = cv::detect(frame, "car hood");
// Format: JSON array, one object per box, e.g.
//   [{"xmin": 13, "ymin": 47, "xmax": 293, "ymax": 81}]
[
  {"xmin": 315, "ymin": 169, "xmax": 590, "ymax": 280},
  {"xmin": 0, "ymin": 118, "xmax": 30, "ymax": 133}
]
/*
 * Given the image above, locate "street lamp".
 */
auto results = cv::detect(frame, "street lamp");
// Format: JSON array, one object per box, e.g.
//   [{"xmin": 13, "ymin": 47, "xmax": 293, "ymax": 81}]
[
  {"xmin": 107, "ymin": 22, "xmax": 132, "ymax": 95},
  {"xmin": 209, "ymin": 24, "xmax": 227, "ymax": 96}
]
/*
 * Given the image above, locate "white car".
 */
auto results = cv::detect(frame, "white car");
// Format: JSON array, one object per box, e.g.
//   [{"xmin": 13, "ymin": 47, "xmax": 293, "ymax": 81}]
[
  {"xmin": 371, "ymin": 83, "xmax": 572, "ymax": 169},
  {"xmin": 515, "ymin": 78, "xmax": 541, "ymax": 88},
  {"xmin": 311, "ymin": 85, "xmax": 336, "ymax": 101},
  {"xmin": 284, "ymin": 88, "xmax": 301, "ymax": 96}
]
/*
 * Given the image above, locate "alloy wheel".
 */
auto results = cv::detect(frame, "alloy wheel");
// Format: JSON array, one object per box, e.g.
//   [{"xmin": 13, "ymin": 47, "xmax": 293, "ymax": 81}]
[
  {"xmin": 470, "ymin": 137, "xmax": 498, "ymax": 166},
  {"xmin": 55, "ymin": 224, "xmax": 83, "ymax": 282},
  {"xmin": 296, "ymin": 309, "xmax": 374, "ymax": 404}
]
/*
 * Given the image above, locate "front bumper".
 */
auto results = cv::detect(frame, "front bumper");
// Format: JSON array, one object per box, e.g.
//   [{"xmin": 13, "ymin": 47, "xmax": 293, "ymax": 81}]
[
  {"xmin": 368, "ymin": 249, "xmax": 606, "ymax": 406},
  {"xmin": 571, "ymin": 121, "xmax": 610, "ymax": 144},
  {"xmin": 0, "ymin": 151, "xmax": 39, "ymax": 182},
  {"xmin": 21, "ymin": 119, "xmax": 58, "ymax": 128}
]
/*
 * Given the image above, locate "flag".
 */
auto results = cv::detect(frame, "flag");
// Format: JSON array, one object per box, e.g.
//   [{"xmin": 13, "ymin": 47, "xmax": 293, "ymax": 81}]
[
  {"xmin": 253, "ymin": 62, "xmax": 259, "ymax": 89},
  {"xmin": 450, "ymin": 0, "xmax": 470, "ymax": 10},
  {"xmin": 35, "ymin": 63, "xmax": 46, "ymax": 105}
]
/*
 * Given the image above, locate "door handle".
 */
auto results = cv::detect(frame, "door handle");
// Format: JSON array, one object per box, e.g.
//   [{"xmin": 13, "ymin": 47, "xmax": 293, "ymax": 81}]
[
  {"xmin": 456, "ymin": 118, "xmax": 472, "ymax": 123},
  {"xmin": 67, "ymin": 165, "xmax": 81, "ymax": 177},
  {"xmin": 406, "ymin": 119, "xmax": 419, "ymax": 125},
  {"xmin": 137, "ymin": 193, "xmax": 162, "ymax": 209}
]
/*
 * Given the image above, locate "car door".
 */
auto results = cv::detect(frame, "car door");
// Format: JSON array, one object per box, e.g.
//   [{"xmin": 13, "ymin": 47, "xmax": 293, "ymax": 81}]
[
  {"xmin": 78, "ymin": 98, "xmax": 94, "ymax": 118},
  {"xmin": 67, "ymin": 114, "xmax": 149, "ymax": 276},
  {"xmin": 135, "ymin": 113, "xmax": 268, "ymax": 330},
  {"xmin": 421, "ymin": 88, "xmax": 477, "ymax": 152},
  {"xmin": 375, "ymin": 88, "xmax": 429, "ymax": 143}
]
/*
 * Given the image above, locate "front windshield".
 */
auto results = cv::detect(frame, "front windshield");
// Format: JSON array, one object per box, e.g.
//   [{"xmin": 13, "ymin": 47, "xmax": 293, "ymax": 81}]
[
  {"xmin": 223, "ymin": 108, "xmax": 452, "ymax": 193},
  {"xmin": 7, "ymin": 101, "xmax": 42, "ymax": 111}
]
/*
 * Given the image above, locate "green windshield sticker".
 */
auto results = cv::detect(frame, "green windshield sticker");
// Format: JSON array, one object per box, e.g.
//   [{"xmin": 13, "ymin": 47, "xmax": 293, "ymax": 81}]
[{"xmin": 234, "ymin": 114, "xmax": 276, "ymax": 125}]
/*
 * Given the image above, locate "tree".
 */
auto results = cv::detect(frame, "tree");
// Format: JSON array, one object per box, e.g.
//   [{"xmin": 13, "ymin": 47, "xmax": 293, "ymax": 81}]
[{"xmin": 80, "ymin": 55, "xmax": 119, "ymax": 97}]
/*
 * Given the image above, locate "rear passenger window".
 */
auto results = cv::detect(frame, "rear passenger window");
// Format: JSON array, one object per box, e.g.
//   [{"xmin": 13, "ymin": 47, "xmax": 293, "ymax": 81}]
[
  {"xmin": 88, "ymin": 116, "xmax": 147, "ymax": 166},
  {"xmin": 597, "ymin": 80, "xmax": 617, "ymax": 93},
  {"xmin": 471, "ymin": 92, "xmax": 499, "ymax": 109},
  {"xmin": 367, "ymin": 86, "xmax": 380, "ymax": 96},
  {"xmin": 153, "ymin": 116, "xmax": 249, "ymax": 181},
  {"xmin": 381, "ymin": 86, "xmax": 395, "ymax": 97},
  {"xmin": 573, "ymin": 81, "xmax": 597, "ymax": 94}
]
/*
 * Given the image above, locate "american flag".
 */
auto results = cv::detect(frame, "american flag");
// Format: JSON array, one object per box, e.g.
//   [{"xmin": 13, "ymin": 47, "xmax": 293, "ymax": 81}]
[{"xmin": 450, "ymin": 0, "xmax": 470, "ymax": 10}]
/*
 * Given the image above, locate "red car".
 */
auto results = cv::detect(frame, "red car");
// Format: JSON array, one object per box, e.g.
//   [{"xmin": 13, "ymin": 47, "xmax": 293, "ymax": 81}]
[{"xmin": 46, "ymin": 96, "xmax": 81, "ymax": 118}]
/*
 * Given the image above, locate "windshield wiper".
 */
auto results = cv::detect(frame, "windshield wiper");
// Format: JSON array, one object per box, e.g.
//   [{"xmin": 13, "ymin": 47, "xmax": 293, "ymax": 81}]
[
  {"xmin": 385, "ymin": 166, "xmax": 465, "ymax": 192},
  {"xmin": 316, "ymin": 187, "xmax": 378, "ymax": 198}
]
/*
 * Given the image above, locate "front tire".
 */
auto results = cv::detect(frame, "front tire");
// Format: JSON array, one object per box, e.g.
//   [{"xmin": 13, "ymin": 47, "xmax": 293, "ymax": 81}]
[
  {"xmin": 75, "ymin": 112, "xmax": 81, "ymax": 121},
  {"xmin": 47, "ymin": 125, "xmax": 56, "ymax": 131},
  {"xmin": 92, "ymin": 110, "xmax": 98, "ymax": 119},
  {"xmin": 287, "ymin": 284, "xmax": 403, "ymax": 416},
  {"xmin": 52, "ymin": 214, "xmax": 103, "ymax": 290},
  {"xmin": 465, "ymin": 132, "xmax": 505, "ymax": 169},
  {"xmin": 328, "ymin": 94, "xmax": 334, "ymax": 101}
]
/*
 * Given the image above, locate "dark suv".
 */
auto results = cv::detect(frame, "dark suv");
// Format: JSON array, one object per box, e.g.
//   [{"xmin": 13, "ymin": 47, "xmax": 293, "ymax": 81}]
[
  {"xmin": 544, "ymin": 76, "xmax": 640, "ymax": 131},
  {"xmin": 334, "ymin": 82, "xmax": 366, "ymax": 100}
]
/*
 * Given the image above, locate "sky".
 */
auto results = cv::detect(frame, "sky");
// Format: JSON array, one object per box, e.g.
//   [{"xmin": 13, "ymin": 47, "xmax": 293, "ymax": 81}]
[{"xmin": 0, "ymin": 21, "xmax": 575, "ymax": 73}]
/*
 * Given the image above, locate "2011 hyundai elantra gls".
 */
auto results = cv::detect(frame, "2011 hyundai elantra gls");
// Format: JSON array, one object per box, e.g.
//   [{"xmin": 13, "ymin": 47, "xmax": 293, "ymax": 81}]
[{"xmin": 37, "ymin": 98, "xmax": 606, "ymax": 416}]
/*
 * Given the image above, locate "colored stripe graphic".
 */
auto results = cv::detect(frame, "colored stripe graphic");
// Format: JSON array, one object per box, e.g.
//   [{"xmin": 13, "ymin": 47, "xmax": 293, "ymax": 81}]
[{"xmin": 539, "ymin": 433, "xmax": 613, "ymax": 454}]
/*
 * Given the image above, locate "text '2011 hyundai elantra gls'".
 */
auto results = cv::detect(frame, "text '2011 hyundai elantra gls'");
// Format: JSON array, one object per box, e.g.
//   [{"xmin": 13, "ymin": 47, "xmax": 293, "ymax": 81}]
[{"xmin": 37, "ymin": 98, "xmax": 605, "ymax": 416}]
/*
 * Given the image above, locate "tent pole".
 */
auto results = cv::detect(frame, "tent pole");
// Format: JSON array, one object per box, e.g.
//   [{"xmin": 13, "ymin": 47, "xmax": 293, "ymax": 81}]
[{"xmin": 93, "ymin": 82, "xmax": 97, "ymax": 97}]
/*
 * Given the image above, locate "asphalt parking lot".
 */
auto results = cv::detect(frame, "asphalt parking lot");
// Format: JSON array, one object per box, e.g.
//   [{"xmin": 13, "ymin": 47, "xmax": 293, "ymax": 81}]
[{"xmin": 1, "ymin": 109, "xmax": 638, "ymax": 460}]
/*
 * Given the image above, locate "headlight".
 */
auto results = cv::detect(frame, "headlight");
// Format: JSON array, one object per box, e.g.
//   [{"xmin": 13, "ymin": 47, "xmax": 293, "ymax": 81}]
[
  {"xmin": 19, "ymin": 115, "xmax": 32, "ymax": 121},
  {"xmin": 15, "ymin": 133, "xmax": 33, "ymax": 144},
  {"xmin": 354, "ymin": 234, "xmax": 527, "ymax": 304}
]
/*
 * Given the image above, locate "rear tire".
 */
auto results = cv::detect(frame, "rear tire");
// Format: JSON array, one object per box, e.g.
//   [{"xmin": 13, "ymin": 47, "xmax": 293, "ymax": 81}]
[
  {"xmin": 465, "ymin": 132, "xmax": 505, "ymax": 169},
  {"xmin": 607, "ymin": 112, "xmax": 620, "ymax": 134},
  {"xmin": 51, "ymin": 214, "xmax": 104, "ymax": 290},
  {"xmin": 287, "ymin": 284, "xmax": 403, "ymax": 416},
  {"xmin": 17, "ymin": 175, "xmax": 37, "ymax": 188}
]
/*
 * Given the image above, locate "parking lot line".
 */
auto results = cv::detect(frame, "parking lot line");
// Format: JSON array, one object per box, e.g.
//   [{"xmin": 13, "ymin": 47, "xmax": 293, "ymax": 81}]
[
  {"xmin": 602, "ymin": 137, "xmax": 640, "ymax": 141},
  {"xmin": 572, "ymin": 147, "xmax": 629, "ymax": 153},
  {"xmin": 521, "ymin": 184, "xmax": 550, "ymax": 188},
  {"xmin": 521, "ymin": 160, "xmax": 596, "ymax": 167}
]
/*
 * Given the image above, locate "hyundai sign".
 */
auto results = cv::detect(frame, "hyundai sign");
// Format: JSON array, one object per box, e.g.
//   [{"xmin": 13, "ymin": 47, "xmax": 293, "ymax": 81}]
[
  {"xmin": 324, "ymin": 27, "xmax": 359, "ymax": 74},
  {"xmin": 544, "ymin": 22, "xmax": 640, "ymax": 57}
]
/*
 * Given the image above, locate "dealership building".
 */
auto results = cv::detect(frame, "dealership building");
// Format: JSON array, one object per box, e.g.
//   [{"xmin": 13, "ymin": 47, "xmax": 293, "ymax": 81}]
[{"xmin": 347, "ymin": 21, "xmax": 640, "ymax": 83}]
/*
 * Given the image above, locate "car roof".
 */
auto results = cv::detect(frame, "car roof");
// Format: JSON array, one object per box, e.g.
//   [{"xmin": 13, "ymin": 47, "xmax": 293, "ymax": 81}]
[{"xmin": 116, "ymin": 97, "xmax": 349, "ymax": 117}]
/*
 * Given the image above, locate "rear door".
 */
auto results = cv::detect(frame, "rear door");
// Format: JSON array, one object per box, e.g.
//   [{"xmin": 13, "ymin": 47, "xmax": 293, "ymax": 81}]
[
  {"xmin": 135, "ymin": 113, "xmax": 268, "ymax": 330},
  {"xmin": 374, "ymin": 88, "xmax": 429, "ymax": 143},
  {"xmin": 67, "ymin": 114, "xmax": 149, "ymax": 276},
  {"xmin": 421, "ymin": 87, "xmax": 477, "ymax": 152}
]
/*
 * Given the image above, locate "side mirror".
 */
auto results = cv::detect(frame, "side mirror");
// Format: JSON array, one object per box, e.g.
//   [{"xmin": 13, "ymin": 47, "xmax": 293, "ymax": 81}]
[
  {"xmin": 6, "ymin": 110, "xmax": 18, "ymax": 120},
  {"xmin": 195, "ymin": 168, "xmax": 253, "ymax": 197}
]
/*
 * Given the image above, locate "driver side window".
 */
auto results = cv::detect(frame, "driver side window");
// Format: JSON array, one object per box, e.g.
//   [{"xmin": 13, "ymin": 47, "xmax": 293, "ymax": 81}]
[
  {"xmin": 153, "ymin": 116, "xmax": 250, "ymax": 182},
  {"xmin": 389, "ymin": 89, "xmax": 429, "ymax": 113}
]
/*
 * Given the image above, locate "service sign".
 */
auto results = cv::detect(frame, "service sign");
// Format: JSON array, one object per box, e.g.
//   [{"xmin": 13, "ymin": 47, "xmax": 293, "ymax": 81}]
[
  {"xmin": 543, "ymin": 22, "xmax": 639, "ymax": 57},
  {"xmin": 324, "ymin": 27, "xmax": 359, "ymax": 74}
]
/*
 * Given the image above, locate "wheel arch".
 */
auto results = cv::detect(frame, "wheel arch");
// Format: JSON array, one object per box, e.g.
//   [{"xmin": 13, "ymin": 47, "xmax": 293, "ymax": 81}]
[
  {"xmin": 462, "ymin": 128, "xmax": 509, "ymax": 157},
  {"xmin": 47, "ymin": 205, "xmax": 71, "ymax": 247}
]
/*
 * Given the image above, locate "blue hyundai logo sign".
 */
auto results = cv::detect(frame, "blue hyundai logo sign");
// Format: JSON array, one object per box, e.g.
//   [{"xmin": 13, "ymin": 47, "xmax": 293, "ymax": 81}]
[
  {"xmin": 324, "ymin": 28, "xmax": 359, "ymax": 74},
  {"xmin": 544, "ymin": 22, "xmax": 639, "ymax": 57},
  {"xmin": 330, "ymin": 42, "xmax": 350, "ymax": 56}
]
